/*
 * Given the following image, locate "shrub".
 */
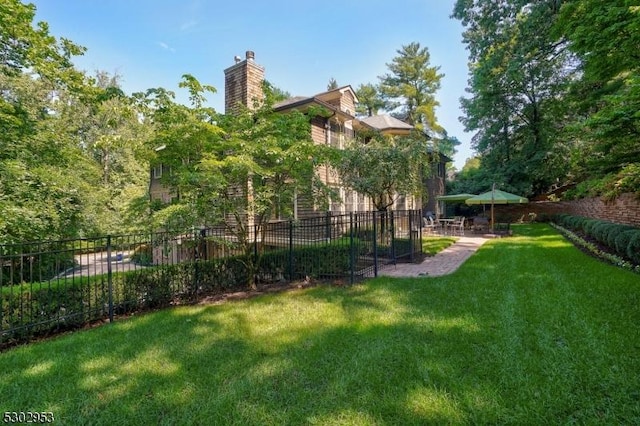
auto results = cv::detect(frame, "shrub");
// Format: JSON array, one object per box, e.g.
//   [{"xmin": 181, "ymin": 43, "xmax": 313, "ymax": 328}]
[
  {"xmin": 353, "ymin": 227, "xmax": 375, "ymax": 240},
  {"xmin": 0, "ymin": 247, "xmax": 75, "ymax": 285},
  {"xmin": 559, "ymin": 214, "xmax": 572, "ymax": 229},
  {"xmin": 536, "ymin": 213, "xmax": 553, "ymax": 223},
  {"xmin": 123, "ymin": 267, "xmax": 176, "ymax": 310},
  {"xmin": 131, "ymin": 244, "xmax": 153, "ymax": 266},
  {"xmin": 569, "ymin": 216, "xmax": 585, "ymax": 230},
  {"xmin": 377, "ymin": 238, "xmax": 413, "ymax": 259},
  {"xmin": 627, "ymin": 233, "xmax": 640, "ymax": 265},
  {"xmin": 582, "ymin": 219, "xmax": 600, "ymax": 236},
  {"xmin": 589, "ymin": 222, "xmax": 609, "ymax": 244},
  {"xmin": 566, "ymin": 215, "xmax": 585, "ymax": 230},
  {"xmin": 614, "ymin": 230, "xmax": 638, "ymax": 259},
  {"xmin": 599, "ymin": 223, "xmax": 617, "ymax": 245},
  {"xmin": 605, "ymin": 224, "xmax": 634, "ymax": 249},
  {"xmin": 1, "ymin": 277, "xmax": 108, "ymax": 347},
  {"xmin": 257, "ymin": 240, "xmax": 356, "ymax": 281}
]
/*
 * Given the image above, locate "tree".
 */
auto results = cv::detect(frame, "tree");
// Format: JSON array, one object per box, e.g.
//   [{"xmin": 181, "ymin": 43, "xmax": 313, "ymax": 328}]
[
  {"xmin": 0, "ymin": 0, "xmax": 99, "ymax": 244},
  {"xmin": 146, "ymin": 78, "xmax": 333, "ymax": 288},
  {"xmin": 336, "ymin": 130, "xmax": 429, "ymax": 211},
  {"xmin": 453, "ymin": 0, "xmax": 575, "ymax": 196},
  {"xmin": 73, "ymin": 72, "xmax": 150, "ymax": 234},
  {"xmin": 354, "ymin": 83, "xmax": 385, "ymax": 117},
  {"xmin": 553, "ymin": 0, "xmax": 640, "ymax": 198},
  {"xmin": 447, "ymin": 156, "xmax": 495, "ymax": 196},
  {"xmin": 378, "ymin": 42, "xmax": 444, "ymax": 134},
  {"xmin": 265, "ymin": 80, "xmax": 290, "ymax": 102},
  {"xmin": 327, "ymin": 77, "xmax": 338, "ymax": 91},
  {"xmin": 438, "ymin": 131, "xmax": 462, "ymax": 163}
]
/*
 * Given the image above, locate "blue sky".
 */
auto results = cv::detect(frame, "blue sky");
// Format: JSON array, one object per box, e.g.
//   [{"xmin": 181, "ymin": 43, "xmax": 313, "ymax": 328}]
[{"xmin": 32, "ymin": 0, "xmax": 474, "ymax": 169}]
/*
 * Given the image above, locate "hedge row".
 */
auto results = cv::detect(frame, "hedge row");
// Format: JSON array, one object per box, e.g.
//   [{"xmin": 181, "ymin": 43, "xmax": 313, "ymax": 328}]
[
  {"xmin": 553, "ymin": 214, "xmax": 640, "ymax": 264},
  {"xmin": 1, "ymin": 243, "xmax": 355, "ymax": 347}
]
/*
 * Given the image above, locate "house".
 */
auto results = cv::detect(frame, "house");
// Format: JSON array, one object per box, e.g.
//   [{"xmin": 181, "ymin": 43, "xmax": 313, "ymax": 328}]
[{"xmin": 150, "ymin": 50, "xmax": 449, "ymax": 218}]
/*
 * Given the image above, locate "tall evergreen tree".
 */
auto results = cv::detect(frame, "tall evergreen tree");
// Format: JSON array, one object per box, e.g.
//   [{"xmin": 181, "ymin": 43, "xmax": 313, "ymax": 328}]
[
  {"xmin": 378, "ymin": 42, "xmax": 444, "ymax": 134},
  {"xmin": 354, "ymin": 83, "xmax": 385, "ymax": 117}
]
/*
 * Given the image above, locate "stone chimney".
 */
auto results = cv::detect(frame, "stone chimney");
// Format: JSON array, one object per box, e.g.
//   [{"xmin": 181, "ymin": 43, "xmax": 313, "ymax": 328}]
[{"xmin": 223, "ymin": 50, "xmax": 265, "ymax": 114}]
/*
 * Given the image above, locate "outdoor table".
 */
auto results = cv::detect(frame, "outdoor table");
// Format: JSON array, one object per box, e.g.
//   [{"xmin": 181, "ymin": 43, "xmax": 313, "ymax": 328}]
[{"xmin": 438, "ymin": 218, "xmax": 455, "ymax": 234}]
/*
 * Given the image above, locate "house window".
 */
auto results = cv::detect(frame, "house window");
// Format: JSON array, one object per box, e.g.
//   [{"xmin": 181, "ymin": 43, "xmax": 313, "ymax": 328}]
[
  {"xmin": 153, "ymin": 164, "xmax": 163, "ymax": 179},
  {"xmin": 345, "ymin": 190, "xmax": 354, "ymax": 213},
  {"xmin": 330, "ymin": 186, "xmax": 343, "ymax": 213},
  {"xmin": 330, "ymin": 122, "xmax": 342, "ymax": 149},
  {"xmin": 344, "ymin": 126, "xmax": 355, "ymax": 140},
  {"xmin": 357, "ymin": 192, "xmax": 366, "ymax": 212}
]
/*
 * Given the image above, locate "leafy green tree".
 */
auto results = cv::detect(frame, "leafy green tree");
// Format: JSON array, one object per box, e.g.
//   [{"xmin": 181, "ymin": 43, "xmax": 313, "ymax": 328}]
[
  {"xmin": 327, "ymin": 77, "xmax": 338, "ymax": 91},
  {"xmin": 146, "ymin": 77, "xmax": 333, "ymax": 288},
  {"xmin": 0, "ymin": 69, "xmax": 101, "ymax": 243},
  {"xmin": 262, "ymin": 80, "xmax": 291, "ymax": 103},
  {"xmin": 0, "ymin": 0, "xmax": 152, "ymax": 242},
  {"xmin": 447, "ymin": 156, "xmax": 495, "ymax": 196},
  {"xmin": 438, "ymin": 131, "xmax": 461, "ymax": 164},
  {"xmin": 554, "ymin": 0, "xmax": 640, "ymax": 197},
  {"xmin": 336, "ymin": 130, "xmax": 429, "ymax": 211},
  {"xmin": 453, "ymin": 0, "xmax": 574, "ymax": 196},
  {"xmin": 0, "ymin": 0, "xmax": 98, "ymax": 243},
  {"xmin": 0, "ymin": 0, "xmax": 85, "ymax": 81},
  {"xmin": 76, "ymin": 72, "xmax": 150, "ymax": 233}
]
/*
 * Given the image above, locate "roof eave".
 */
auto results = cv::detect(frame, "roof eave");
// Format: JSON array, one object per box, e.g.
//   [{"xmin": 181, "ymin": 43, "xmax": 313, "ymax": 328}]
[{"xmin": 273, "ymin": 97, "xmax": 355, "ymax": 121}]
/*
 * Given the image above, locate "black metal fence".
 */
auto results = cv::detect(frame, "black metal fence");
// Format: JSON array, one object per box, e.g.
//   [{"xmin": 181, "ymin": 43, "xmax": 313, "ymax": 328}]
[{"xmin": 0, "ymin": 210, "xmax": 422, "ymax": 348}]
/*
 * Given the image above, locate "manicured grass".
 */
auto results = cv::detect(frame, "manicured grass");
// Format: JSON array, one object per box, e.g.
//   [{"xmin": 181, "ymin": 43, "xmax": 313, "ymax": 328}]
[
  {"xmin": 1, "ymin": 224, "xmax": 639, "ymax": 424},
  {"xmin": 422, "ymin": 235, "xmax": 458, "ymax": 255}
]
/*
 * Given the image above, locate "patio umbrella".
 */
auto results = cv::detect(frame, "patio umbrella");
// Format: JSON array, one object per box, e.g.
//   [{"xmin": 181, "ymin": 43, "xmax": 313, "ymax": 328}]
[
  {"xmin": 435, "ymin": 193, "xmax": 477, "ymax": 219},
  {"xmin": 436, "ymin": 193, "xmax": 477, "ymax": 202},
  {"xmin": 465, "ymin": 186, "xmax": 528, "ymax": 231}
]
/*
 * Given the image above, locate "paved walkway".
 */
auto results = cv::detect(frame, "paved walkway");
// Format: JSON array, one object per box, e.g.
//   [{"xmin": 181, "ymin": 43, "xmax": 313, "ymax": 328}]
[{"xmin": 378, "ymin": 234, "xmax": 492, "ymax": 278}]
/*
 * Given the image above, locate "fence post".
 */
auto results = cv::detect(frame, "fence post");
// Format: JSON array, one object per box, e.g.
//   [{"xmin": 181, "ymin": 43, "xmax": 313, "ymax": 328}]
[
  {"xmin": 200, "ymin": 228, "xmax": 208, "ymax": 261},
  {"xmin": 373, "ymin": 211, "xmax": 378, "ymax": 277},
  {"xmin": 325, "ymin": 211, "xmax": 332, "ymax": 241},
  {"xmin": 288, "ymin": 220, "xmax": 294, "ymax": 281},
  {"xmin": 193, "ymin": 228, "xmax": 200, "ymax": 299},
  {"xmin": 107, "ymin": 235, "xmax": 114, "ymax": 323},
  {"xmin": 409, "ymin": 210, "xmax": 415, "ymax": 263},
  {"xmin": 419, "ymin": 209, "xmax": 423, "ymax": 257},
  {"xmin": 349, "ymin": 212, "xmax": 355, "ymax": 285},
  {"xmin": 390, "ymin": 211, "xmax": 396, "ymax": 265},
  {"xmin": 253, "ymin": 224, "xmax": 258, "ymax": 265}
]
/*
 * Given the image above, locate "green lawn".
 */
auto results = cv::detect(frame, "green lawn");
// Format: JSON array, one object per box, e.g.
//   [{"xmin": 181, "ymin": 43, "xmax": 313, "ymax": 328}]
[
  {"xmin": 1, "ymin": 224, "xmax": 639, "ymax": 424},
  {"xmin": 422, "ymin": 235, "xmax": 457, "ymax": 256}
]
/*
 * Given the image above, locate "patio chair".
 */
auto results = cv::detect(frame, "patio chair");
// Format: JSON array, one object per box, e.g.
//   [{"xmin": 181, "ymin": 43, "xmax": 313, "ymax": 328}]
[
  {"xmin": 472, "ymin": 216, "xmax": 489, "ymax": 234},
  {"xmin": 450, "ymin": 217, "xmax": 465, "ymax": 236},
  {"xmin": 422, "ymin": 216, "xmax": 438, "ymax": 235}
]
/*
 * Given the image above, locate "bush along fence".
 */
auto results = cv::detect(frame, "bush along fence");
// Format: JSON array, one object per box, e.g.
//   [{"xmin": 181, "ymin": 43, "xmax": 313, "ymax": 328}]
[
  {"xmin": 0, "ymin": 210, "xmax": 423, "ymax": 348},
  {"xmin": 552, "ymin": 214, "xmax": 640, "ymax": 271}
]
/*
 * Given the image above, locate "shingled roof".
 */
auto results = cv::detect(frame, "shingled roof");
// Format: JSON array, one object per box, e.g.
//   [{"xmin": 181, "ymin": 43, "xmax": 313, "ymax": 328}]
[{"xmin": 359, "ymin": 115, "xmax": 413, "ymax": 133}]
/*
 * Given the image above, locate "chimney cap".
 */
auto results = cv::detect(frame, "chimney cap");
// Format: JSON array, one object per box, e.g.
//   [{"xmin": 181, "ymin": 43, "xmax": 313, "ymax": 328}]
[{"xmin": 246, "ymin": 50, "xmax": 255, "ymax": 61}]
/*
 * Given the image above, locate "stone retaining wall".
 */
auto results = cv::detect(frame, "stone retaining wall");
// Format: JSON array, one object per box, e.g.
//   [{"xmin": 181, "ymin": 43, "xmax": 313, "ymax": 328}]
[{"xmin": 494, "ymin": 193, "xmax": 640, "ymax": 227}]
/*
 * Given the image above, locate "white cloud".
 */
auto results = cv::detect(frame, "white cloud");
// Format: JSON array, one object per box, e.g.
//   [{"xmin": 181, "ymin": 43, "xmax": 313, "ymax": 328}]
[
  {"xmin": 180, "ymin": 20, "xmax": 198, "ymax": 31},
  {"xmin": 158, "ymin": 42, "xmax": 176, "ymax": 53}
]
